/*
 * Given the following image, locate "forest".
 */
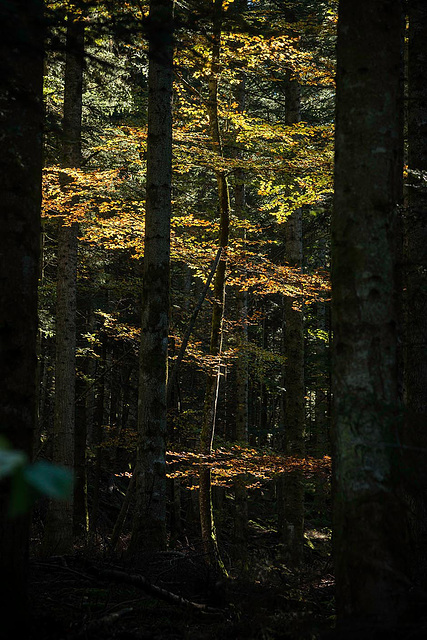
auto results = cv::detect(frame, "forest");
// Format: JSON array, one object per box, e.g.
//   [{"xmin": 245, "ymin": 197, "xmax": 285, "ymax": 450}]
[{"xmin": 1, "ymin": 0, "xmax": 426, "ymax": 638}]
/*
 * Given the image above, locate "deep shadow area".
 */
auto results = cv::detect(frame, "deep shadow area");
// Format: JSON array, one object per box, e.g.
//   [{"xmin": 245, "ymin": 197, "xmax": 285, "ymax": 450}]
[{"xmin": 28, "ymin": 483, "xmax": 335, "ymax": 640}]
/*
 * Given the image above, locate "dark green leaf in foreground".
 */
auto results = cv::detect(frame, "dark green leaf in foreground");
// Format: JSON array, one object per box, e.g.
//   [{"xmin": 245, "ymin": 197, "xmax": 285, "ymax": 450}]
[{"xmin": 24, "ymin": 461, "xmax": 74, "ymax": 500}]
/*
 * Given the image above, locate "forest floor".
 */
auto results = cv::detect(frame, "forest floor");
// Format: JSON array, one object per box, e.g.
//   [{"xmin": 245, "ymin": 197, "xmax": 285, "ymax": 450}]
[
  {"xmin": 27, "ymin": 482, "xmax": 336, "ymax": 640},
  {"xmin": 27, "ymin": 531, "xmax": 334, "ymax": 640},
  {"xmin": 26, "ymin": 470, "xmax": 427, "ymax": 640},
  {"xmin": 27, "ymin": 499, "xmax": 427, "ymax": 639}
]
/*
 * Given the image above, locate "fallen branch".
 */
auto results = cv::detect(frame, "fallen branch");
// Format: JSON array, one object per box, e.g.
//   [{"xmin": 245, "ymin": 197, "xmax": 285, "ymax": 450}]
[{"xmin": 94, "ymin": 566, "xmax": 224, "ymax": 615}]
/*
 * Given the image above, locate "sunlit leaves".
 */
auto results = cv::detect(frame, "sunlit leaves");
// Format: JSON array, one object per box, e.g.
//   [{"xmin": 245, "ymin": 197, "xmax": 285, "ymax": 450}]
[
  {"xmin": 166, "ymin": 446, "xmax": 331, "ymax": 489},
  {"xmin": 42, "ymin": 165, "xmax": 122, "ymax": 225}
]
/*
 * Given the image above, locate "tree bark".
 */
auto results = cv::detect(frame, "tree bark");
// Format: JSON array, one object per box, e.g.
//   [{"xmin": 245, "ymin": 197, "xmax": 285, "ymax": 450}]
[
  {"xmin": 198, "ymin": 0, "xmax": 230, "ymax": 577},
  {"xmin": 41, "ymin": 9, "xmax": 84, "ymax": 555},
  {"xmin": 403, "ymin": 0, "xmax": 427, "ymax": 588},
  {"xmin": 129, "ymin": 0, "xmax": 174, "ymax": 555},
  {"xmin": 233, "ymin": 71, "xmax": 249, "ymax": 446},
  {"xmin": 332, "ymin": 0, "xmax": 407, "ymax": 625},
  {"xmin": 0, "ymin": 0, "xmax": 43, "ymax": 631},
  {"xmin": 90, "ymin": 338, "xmax": 107, "ymax": 535},
  {"xmin": 278, "ymin": 76, "xmax": 305, "ymax": 568},
  {"xmin": 313, "ymin": 293, "xmax": 329, "ymax": 515},
  {"xmin": 233, "ymin": 163, "xmax": 249, "ymax": 566}
]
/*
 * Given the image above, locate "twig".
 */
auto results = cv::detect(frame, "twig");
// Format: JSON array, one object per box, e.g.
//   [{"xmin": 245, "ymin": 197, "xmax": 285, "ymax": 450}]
[
  {"xmin": 174, "ymin": 68, "xmax": 207, "ymax": 105},
  {"xmin": 167, "ymin": 247, "xmax": 222, "ymax": 404}
]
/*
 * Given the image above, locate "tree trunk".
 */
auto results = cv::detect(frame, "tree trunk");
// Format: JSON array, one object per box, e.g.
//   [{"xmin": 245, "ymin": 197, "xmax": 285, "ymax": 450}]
[
  {"xmin": 74, "ymin": 358, "xmax": 89, "ymax": 537},
  {"xmin": 232, "ymin": 71, "xmax": 249, "ymax": 569},
  {"xmin": 129, "ymin": 0, "xmax": 174, "ymax": 555},
  {"xmin": 233, "ymin": 70, "xmax": 249, "ymax": 446},
  {"xmin": 41, "ymin": 8, "xmax": 84, "ymax": 555},
  {"xmin": 90, "ymin": 338, "xmax": 107, "ymax": 536},
  {"xmin": 332, "ymin": 0, "xmax": 407, "ymax": 625},
  {"xmin": 313, "ymin": 295, "xmax": 329, "ymax": 515},
  {"xmin": 0, "ymin": 0, "xmax": 43, "ymax": 631},
  {"xmin": 198, "ymin": 0, "xmax": 230, "ymax": 578},
  {"xmin": 403, "ymin": 0, "xmax": 427, "ymax": 588},
  {"xmin": 278, "ymin": 76, "xmax": 305, "ymax": 568}
]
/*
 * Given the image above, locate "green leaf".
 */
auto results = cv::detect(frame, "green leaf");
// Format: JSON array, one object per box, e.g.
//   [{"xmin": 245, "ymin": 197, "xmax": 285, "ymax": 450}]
[
  {"xmin": 24, "ymin": 461, "xmax": 74, "ymax": 500},
  {"xmin": 0, "ymin": 449, "xmax": 27, "ymax": 480}
]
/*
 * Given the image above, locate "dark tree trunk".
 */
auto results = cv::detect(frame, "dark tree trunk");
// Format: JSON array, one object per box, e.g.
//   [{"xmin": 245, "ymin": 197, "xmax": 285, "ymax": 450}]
[
  {"xmin": 313, "ymin": 295, "xmax": 329, "ymax": 515},
  {"xmin": 403, "ymin": 0, "xmax": 427, "ymax": 588},
  {"xmin": 277, "ymin": 76, "xmax": 305, "ymax": 568},
  {"xmin": 233, "ymin": 69, "xmax": 249, "ymax": 446},
  {"xmin": 129, "ymin": 0, "xmax": 174, "ymax": 555},
  {"xmin": 0, "ymin": 0, "xmax": 43, "ymax": 632},
  {"xmin": 233, "ymin": 78, "xmax": 250, "ymax": 565},
  {"xmin": 74, "ymin": 358, "xmax": 89, "ymax": 537},
  {"xmin": 41, "ymin": 9, "xmax": 84, "ymax": 555},
  {"xmin": 90, "ymin": 338, "xmax": 107, "ymax": 536},
  {"xmin": 332, "ymin": 0, "xmax": 407, "ymax": 625}
]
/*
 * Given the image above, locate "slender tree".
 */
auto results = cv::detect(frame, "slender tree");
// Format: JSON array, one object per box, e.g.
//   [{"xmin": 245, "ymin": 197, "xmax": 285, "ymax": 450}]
[
  {"xmin": 199, "ymin": 0, "xmax": 231, "ymax": 454},
  {"xmin": 332, "ymin": 0, "xmax": 407, "ymax": 626},
  {"xmin": 129, "ymin": 0, "xmax": 174, "ymax": 554},
  {"xmin": 198, "ymin": 0, "xmax": 230, "ymax": 577},
  {"xmin": 277, "ymin": 75, "xmax": 305, "ymax": 567},
  {"xmin": 0, "ymin": 0, "xmax": 44, "ymax": 631},
  {"xmin": 41, "ymin": 6, "xmax": 85, "ymax": 555},
  {"xmin": 313, "ymin": 282, "xmax": 329, "ymax": 515},
  {"xmin": 233, "ymin": 69, "xmax": 249, "ymax": 447},
  {"xmin": 232, "ymin": 65, "xmax": 249, "ymax": 570}
]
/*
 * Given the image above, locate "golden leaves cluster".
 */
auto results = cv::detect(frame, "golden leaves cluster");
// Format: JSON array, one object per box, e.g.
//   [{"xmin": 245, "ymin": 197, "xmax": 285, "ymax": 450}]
[{"xmin": 166, "ymin": 446, "xmax": 331, "ymax": 489}]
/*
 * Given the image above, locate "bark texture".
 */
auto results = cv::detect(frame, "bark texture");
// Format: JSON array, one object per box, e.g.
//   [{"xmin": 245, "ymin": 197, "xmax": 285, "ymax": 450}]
[
  {"xmin": 233, "ymin": 71, "xmax": 249, "ymax": 446},
  {"xmin": 41, "ymin": 10, "xmax": 84, "ymax": 555},
  {"xmin": 332, "ymin": 0, "xmax": 407, "ymax": 624},
  {"xmin": 231, "ymin": 64, "xmax": 249, "ymax": 569},
  {"xmin": 0, "ymin": 0, "xmax": 43, "ymax": 632},
  {"xmin": 278, "ymin": 76, "xmax": 305, "ymax": 567},
  {"xmin": 403, "ymin": 0, "xmax": 427, "ymax": 586},
  {"xmin": 129, "ymin": 0, "xmax": 174, "ymax": 554}
]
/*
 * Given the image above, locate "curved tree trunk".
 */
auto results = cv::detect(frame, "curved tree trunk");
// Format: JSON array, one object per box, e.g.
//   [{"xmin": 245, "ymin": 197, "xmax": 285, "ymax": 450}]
[{"xmin": 198, "ymin": 0, "xmax": 230, "ymax": 577}]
